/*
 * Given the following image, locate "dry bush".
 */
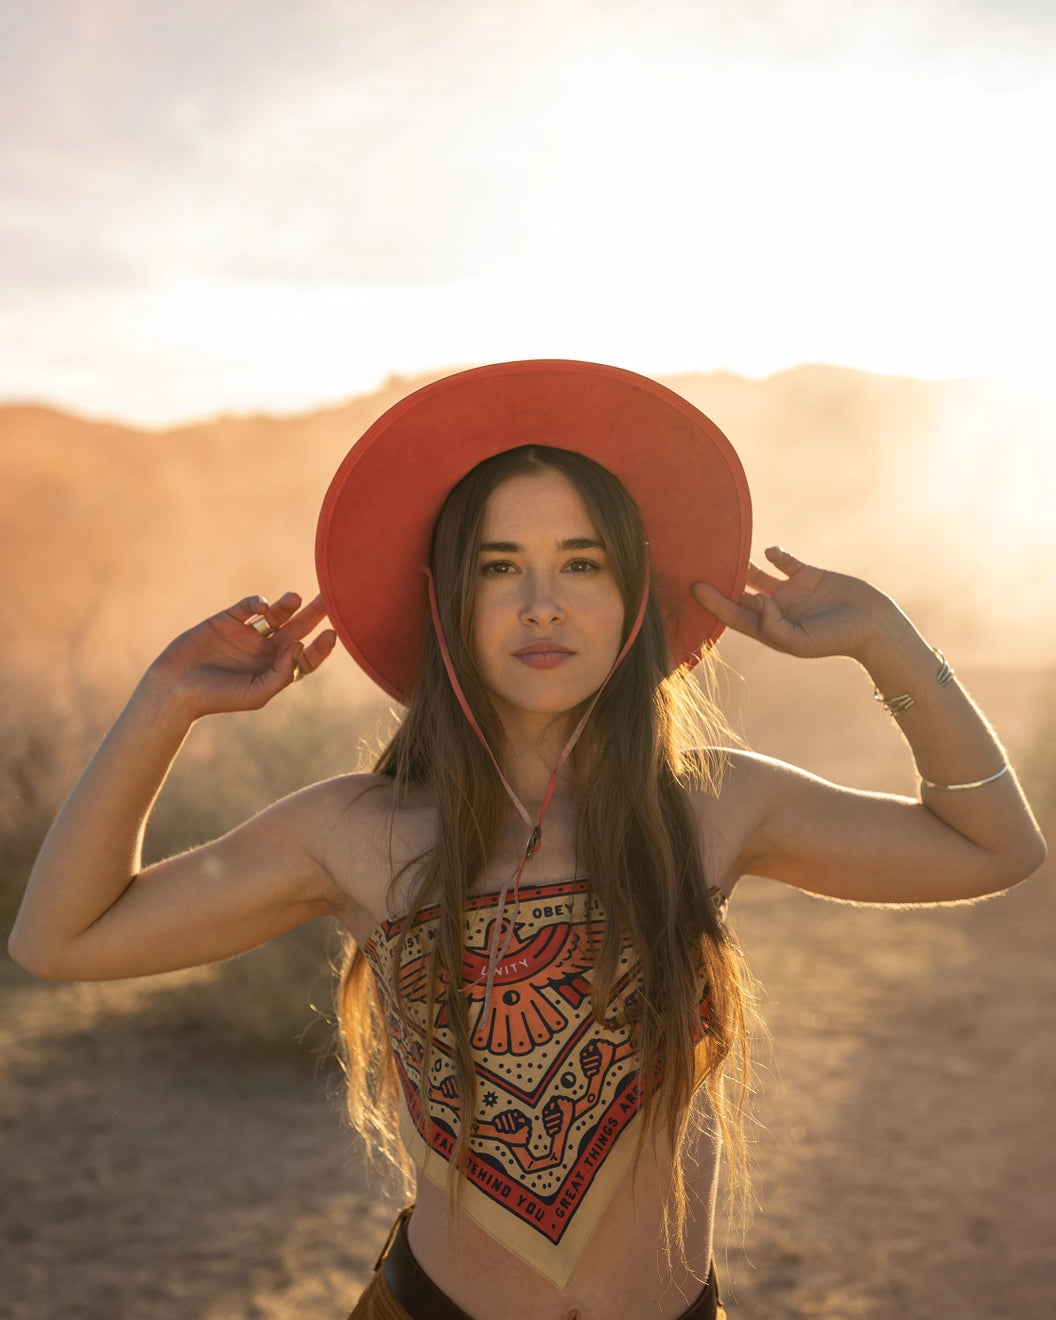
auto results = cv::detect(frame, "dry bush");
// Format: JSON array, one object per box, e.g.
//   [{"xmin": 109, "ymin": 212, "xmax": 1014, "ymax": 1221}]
[
  {"xmin": 0, "ymin": 671, "xmax": 103, "ymax": 933},
  {"xmin": 1020, "ymin": 683, "xmax": 1056, "ymax": 863},
  {"xmin": 2, "ymin": 665, "xmax": 399, "ymax": 1054},
  {"xmin": 140, "ymin": 675, "xmax": 397, "ymax": 1053}
]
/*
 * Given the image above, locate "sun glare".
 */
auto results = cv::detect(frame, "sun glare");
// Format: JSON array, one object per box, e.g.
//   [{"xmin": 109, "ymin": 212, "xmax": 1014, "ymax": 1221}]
[{"xmin": 3, "ymin": 12, "xmax": 1053, "ymax": 428}]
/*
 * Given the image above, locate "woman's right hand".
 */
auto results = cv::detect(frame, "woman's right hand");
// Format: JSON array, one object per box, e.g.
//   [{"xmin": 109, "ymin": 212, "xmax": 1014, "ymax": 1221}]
[{"xmin": 144, "ymin": 592, "xmax": 337, "ymax": 719}]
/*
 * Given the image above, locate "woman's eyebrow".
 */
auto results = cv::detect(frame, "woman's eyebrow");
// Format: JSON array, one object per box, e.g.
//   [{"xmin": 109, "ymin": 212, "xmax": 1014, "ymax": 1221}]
[{"xmin": 478, "ymin": 537, "xmax": 605, "ymax": 553}]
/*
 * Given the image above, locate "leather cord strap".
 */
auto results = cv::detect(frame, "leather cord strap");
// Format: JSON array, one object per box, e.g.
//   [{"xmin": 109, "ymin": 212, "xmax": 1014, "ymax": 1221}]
[{"xmin": 424, "ymin": 565, "xmax": 650, "ymax": 1011}]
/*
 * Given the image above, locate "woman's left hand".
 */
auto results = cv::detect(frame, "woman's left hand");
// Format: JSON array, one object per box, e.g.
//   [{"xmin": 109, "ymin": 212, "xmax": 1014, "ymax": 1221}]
[{"xmin": 692, "ymin": 546, "xmax": 901, "ymax": 662}]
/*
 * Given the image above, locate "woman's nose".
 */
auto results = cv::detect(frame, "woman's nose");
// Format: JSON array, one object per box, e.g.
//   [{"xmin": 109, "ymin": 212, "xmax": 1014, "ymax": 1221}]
[{"xmin": 520, "ymin": 575, "xmax": 564, "ymax": 625}]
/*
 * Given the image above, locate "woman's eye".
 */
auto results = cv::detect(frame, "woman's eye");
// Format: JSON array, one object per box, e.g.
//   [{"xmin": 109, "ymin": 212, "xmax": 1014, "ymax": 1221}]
[
  {"xmin": 481, "ymin": 560, "xmax": 515, "ymax": 575},
  {"xmin": 566, "ymin": 559, "xmax": 600, "ymax": 574}
]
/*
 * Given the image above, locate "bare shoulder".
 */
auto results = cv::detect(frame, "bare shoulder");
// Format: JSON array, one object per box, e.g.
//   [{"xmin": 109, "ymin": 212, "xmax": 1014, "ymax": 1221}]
[
  {"xmin": 301, "ymin": 773, "xmax": 439, "ymax": 939},
  {"xmin": 685, "ymin": 748, "xmax": 808, "ymax": 896}
]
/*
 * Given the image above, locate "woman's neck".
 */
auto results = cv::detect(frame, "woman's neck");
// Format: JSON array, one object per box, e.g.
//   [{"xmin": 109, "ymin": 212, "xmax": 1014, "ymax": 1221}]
[
  {"xmin": 496, "ymin": 723, "xmax": 580, "ymax": 810},
  {"xmin": 482, "ymin": 792, "xmax": 581, "ymax": 890}
]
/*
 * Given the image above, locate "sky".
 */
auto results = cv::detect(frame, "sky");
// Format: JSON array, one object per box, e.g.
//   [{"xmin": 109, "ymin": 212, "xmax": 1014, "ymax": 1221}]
[{"xmin": 2, "ymin": 0, "xmax": 1054, "ymax": 428}]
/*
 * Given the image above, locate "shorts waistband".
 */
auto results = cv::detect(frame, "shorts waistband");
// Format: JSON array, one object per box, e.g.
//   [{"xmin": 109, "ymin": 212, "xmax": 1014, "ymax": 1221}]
[
  {"xmin": 382, "ymin": 1208, "xmax": 475, "ymax": 1320},
  {"xmin": 380, "ymin": 1207, "xmax": 721, "ymax": 1320}
]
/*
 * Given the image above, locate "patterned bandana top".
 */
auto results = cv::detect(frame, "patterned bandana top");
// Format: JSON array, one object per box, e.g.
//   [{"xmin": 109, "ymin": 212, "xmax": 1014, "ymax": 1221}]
[{"xmin": 362, "ymin": 878, "xmax": 726, "ymax": 1288}]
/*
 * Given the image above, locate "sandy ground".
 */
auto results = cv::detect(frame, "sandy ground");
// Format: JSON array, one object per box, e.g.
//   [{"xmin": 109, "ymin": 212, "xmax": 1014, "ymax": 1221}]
[
  {"xmin": 3, "ymin": 658, "xmax": 1054, "ymax": 1318},
  {"xmin": 4, "ymin": 867, "xmax": 1053, "ymax": 1320}
]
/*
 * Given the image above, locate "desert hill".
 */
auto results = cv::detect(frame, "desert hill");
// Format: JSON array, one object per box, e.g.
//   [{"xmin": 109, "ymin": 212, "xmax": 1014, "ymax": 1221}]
[{"xmin": 3, "ymin": 364, "xmax": 1053, "ymax": 704}]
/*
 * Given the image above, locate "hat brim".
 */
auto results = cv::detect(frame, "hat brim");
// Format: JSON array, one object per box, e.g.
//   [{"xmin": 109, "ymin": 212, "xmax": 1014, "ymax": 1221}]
[{"xmin": 316, "ymin": 360, "xmax": 751, "ymax": 704}]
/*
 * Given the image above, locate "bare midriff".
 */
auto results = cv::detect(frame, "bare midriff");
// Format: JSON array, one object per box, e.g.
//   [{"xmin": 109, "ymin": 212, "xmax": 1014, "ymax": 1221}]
[{"xmin": 405, "ymin": 1114, "xmax": 721, "ymax": 1320}]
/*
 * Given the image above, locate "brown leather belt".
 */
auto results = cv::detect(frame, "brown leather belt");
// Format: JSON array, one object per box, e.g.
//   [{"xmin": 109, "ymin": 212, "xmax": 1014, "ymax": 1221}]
[{"xmin": 380, "ymin": 1207, "xmax": 720, "ymax": 1319}]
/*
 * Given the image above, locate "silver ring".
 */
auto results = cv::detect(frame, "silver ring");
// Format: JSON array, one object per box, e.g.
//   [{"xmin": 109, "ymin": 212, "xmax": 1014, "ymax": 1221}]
[
  {"xmin": 291, "ymin": 662, "xmax": 304, "ymax": 683},
  {"xmin": 250, "ymin": 615, "xmax": 276, "ymax": 638}
]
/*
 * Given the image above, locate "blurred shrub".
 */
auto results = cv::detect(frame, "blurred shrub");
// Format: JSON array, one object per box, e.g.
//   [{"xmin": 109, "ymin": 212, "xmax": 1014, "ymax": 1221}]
[
  {"xmin": 1020, "ymin": 683, "xmax": 1056, "ymax": 859},
  {"xmin": 139, "ymin": 675, "xmax": 397, "ymax": 1052},
  {"xmin": 0, "ymin": 675, "xmax": 97, "ymax": 934},
  {"xmin": 142, "ymin": 671, "xmax": 397, "ymax": 862},
  {"xmin": 1, "ymin": 666, "xmax": 398, "ymax": 1053},
  {"xmin": 156, "ymin": 919, "xmax": 346, "ymax": 1056}
]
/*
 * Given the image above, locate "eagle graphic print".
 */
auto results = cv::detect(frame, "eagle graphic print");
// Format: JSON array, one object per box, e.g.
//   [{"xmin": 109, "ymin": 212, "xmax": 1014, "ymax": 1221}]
[{"xmin": 364, "ymin": 879, "xmax": 666, "ymax": 1248}]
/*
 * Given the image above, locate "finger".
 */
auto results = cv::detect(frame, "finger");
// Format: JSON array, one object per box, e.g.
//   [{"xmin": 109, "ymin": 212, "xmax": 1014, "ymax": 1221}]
[
  {"xmin": 245, "ymin": 591, "xmax": 303, "ymax": 640},
  {"xmin": 246, "ymin": 591, "xmax": 322, "ymax": 643},
  {"xmin": 740, "ymin": 589, "xmax": 799, "ymax": 651},
  {"xmin": 227, "ymin": 594, "xmax": 271, "ymax": 624},
  {"xmin": 745, "ymin": 560, "xmax": 786, "ymax": 592},
  {"xmin": 696, "ymin": 576, "xmax": 811, "ymax": 655},
  {"xmin": 234, "ymin": 597, "xmax": 284, "ymax": 640},
  {"xmin": 261, "ymin": 641, "xmax": 306, "ymax": 695},
  {"xmin": 754, "ymin": 591, "xmax": 788, "ymax": 634},
  {"xmin": 691, "ymin": 581, "xmax": 766, "ymax": 639},
  {"xmin": 287, "ymin": 643, "xmax": 306, "ymax": 685},
  {"xmin": 764, "ymin": 546, "xmax": 806, "ymax": 576},
  {"xmin": 281, "ymin": 594, "xmax": 330, "ymax": 643},
  {"xmin": 266, "ymin": 591, "xmax": 304, "ymax": 628},
  {"xmin": 302, "ymin": 630, "xmax": 337, "ymax": 672},
  {"xmin": 282, "ymin": 630, "xmax": 337, "ymax": 685}
]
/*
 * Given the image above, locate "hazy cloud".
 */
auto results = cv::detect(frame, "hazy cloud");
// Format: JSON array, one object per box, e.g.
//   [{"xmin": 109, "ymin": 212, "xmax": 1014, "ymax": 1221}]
[{"xmin": 1, "ymin": 0, "xmax": 1053, "ymax": 422}]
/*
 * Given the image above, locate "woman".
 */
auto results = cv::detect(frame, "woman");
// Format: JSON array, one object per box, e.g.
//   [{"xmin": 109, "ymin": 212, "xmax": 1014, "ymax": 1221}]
[{"xmin": 9, "ymin": 362, "xmax": 1045, "ymax": 1320}]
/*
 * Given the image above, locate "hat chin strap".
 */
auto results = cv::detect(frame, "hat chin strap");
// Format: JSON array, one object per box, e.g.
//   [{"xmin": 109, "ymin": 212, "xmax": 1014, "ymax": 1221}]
[{"xmin": 425, "ymin": 567, "xmax": 650, "ymax": 1014}]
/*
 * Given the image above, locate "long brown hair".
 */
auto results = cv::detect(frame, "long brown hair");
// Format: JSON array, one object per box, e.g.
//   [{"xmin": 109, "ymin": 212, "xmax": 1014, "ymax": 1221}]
[{"xmin": 336, "ymin": 445, "xmax": 754, "ymax": 1248}]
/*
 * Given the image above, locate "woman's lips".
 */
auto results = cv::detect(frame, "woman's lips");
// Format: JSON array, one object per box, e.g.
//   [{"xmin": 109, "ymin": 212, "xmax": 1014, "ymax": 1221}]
[{"xmin": 512, "ymin": 641, "xmax": 574, "ymax": 670}]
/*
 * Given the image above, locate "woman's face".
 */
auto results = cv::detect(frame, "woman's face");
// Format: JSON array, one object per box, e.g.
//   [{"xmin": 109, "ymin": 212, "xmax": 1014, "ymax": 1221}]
[{"xmin": 471, "ymin": 467, "xmax": 625, "ymax": 733}]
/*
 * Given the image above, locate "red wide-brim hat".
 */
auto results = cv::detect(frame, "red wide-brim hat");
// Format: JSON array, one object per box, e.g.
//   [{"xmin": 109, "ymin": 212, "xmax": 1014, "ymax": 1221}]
[{"xmin": 316, "ymin": 360, "xmax": 751, "ymax": 704}]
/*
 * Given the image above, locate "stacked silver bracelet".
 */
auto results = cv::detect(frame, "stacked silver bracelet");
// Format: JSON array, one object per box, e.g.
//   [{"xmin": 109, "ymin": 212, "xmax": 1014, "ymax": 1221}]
[
  {"xmin": 873, "ymin": 648, "xmax": 954, "ymax": 717},
  {"xmin": 872, "ymin": 647, "xmax": 1011, "ymax": 792}
]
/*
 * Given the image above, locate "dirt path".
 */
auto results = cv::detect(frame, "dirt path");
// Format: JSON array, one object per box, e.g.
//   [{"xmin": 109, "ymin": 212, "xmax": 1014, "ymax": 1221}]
[
  {"xmin": 718, "ymin": 868, "xmax": 1056, "ymax": 1317},
  {"xmin": 0, "ymin": 967, "xmax": 403, "ymax": 1319}
]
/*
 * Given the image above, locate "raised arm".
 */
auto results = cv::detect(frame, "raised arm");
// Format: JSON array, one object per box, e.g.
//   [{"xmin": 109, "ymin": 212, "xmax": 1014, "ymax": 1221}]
[
  {"xmin": 693, "ymin": 549, "xmax": 1047, "ymax": 903},
  {"xmin": 7, "ymin": 592, "xmax": 358, "ymax": 981}
]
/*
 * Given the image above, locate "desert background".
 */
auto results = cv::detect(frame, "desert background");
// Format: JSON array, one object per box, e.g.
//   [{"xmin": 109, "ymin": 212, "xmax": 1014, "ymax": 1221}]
[
  {"xmin": 2, "ymin": 365, "xmax": 1054, "ymax": 1319},
  {"xmin": 4, "ymin": 0, "xmax": 1055, "ymax": 1315}
]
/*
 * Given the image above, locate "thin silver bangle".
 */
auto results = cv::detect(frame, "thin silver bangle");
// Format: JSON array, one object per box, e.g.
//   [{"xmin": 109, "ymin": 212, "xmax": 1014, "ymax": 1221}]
[
  {"xmin": 920, "ymin": 764, "xmax": 1010, "ymax": 792},
  {"xmin": 874, "ymin": 648, "xmax": 955, "ymax": 717}
]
